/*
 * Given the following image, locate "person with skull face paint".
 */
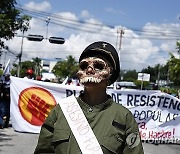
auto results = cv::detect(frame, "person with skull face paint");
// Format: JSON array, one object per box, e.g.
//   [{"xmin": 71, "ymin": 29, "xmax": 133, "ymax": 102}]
[{"xmin": 34, "ymin": 41, "xmax": 144, "ymax": 154}]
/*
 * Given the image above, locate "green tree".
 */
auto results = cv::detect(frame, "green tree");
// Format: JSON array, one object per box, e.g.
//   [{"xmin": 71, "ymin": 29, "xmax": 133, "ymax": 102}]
[
  {"xmin": 141, "ymin": 64, "xmax": 169, "ymax": 84},
  {"xmin": 0, "ymin": 0, "xmax": 31, "ymax": 47},
  {"xmin": 177, "ymin": 42, "xmax": 180, "ymax": 58},
  {"xmin": 141, "ymin": 65, "xmax": 158, "ymax": 82},
  {"xmin": 52, "ymin": 55, "xmax": 78, "ymax": 81},
  {"xmin": 20, "ymin": 61, "xmax": 34, "ymax": 77},
  {"xmin": 159, "ymin": 64, "xmax": 169, "ymax": 81},
  {"xmin": 167, "ymin": 53, "xmax": 180, "ymax": 86},
  {"xmin": 123, "ymin": 69, "xmax": 138, "ymax": 81},
  {"xmin": 11, "ymin": 60, "xmax": 34, "ymax": 77},
  {"xmin": 32, "ymin": 57, "xmax": 42, "ymax": 76},
  {"xmin": 134, "ymin": 80, "xmax": 149, "ymax": 90}
]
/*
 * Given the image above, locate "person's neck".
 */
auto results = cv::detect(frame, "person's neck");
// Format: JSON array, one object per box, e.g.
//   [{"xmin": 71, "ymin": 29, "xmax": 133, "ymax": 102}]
[{"xmin": 82, "ymin": 88, "xmax": 108, "ymax": 106}]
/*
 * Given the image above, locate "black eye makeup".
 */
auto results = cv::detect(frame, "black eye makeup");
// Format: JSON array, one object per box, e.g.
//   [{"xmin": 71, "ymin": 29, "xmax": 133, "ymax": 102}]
[
  {"xmin": 93, "ymin": 61, "xmax": 105, "ymax": 70},
  {"xmin": 79, "ymin": 61, "xmax": 88, "ymax": 70},
  {"xmin": 79, "ymin": 59, "xmax": 107, "ymax": 71}
]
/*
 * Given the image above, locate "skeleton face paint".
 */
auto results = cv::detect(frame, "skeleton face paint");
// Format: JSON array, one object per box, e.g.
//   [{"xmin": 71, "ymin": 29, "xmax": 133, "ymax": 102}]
[{"xmin": 77, "ymin": 57, "xmax": 112, "ymax": 84}]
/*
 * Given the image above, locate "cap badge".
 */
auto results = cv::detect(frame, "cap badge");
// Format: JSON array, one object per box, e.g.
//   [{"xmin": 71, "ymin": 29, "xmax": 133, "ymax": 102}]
[{"xmin": 102, "ymin": 43, "xmax": 107, "ymax": 48}]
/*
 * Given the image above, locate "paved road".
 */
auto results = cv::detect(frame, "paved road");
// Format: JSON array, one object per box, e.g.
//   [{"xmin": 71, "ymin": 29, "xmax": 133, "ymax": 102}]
[
  {"xmin": 0, "ymin": 126, "xmax": 180, "ymax": 154},
  {"xmin": 0, "ymin": 127, "xmax": 38, "ymax": 154}
]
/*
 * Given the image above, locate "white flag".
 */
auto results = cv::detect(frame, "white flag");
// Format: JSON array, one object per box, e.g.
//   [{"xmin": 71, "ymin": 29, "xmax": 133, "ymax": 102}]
[
  {"xmin": 3, "ymin": 59, "xmax": 11, "ymax": 75},
  {"xmin": 10, "ymin": 76, "xmax": 83, "ymax": 133}
]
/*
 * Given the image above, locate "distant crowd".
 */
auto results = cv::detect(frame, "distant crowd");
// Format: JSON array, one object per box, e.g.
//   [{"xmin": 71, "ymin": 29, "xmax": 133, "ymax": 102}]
[
  {"xmin": 0, "ymin": 73, "xmax": 10, "ymax": 128},
  {"xmin": 0, "ymin": 68, "xmax": 179, "ymax": 128}
]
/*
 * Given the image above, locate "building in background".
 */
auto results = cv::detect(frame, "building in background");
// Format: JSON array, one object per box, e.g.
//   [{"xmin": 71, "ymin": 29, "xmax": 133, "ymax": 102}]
[
  {"xmin": 41, "ymin": 58, "xmax": 62, "ymax": 81},
  {"xmin": 41, "ymin": 58, "xmax": 62, "ymax": 73}
]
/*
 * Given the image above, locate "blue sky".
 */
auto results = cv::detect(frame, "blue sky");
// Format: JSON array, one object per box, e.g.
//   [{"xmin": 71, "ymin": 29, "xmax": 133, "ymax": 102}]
[
  {"xmin": 3, "ymin": 0, "xmax": 180, "ymax": 71},
  {"xmin": 17, "ymin": 0, "xmax": 180, "ymax": 26}
]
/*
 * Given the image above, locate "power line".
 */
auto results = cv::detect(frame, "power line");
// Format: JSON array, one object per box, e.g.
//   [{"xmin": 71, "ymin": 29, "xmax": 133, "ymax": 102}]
[{"xmin": 16, "ymin": 6, "xmax": 180, "ymax": 40}]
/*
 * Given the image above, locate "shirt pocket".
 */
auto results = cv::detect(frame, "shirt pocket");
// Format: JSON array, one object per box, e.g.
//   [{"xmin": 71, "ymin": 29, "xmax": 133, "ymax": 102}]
[
  {"xmin": 100, "ymin": 134, "xmax": 124, "ymax": 154},
  {"xmin": 51, "ymin": 129, "xmax": 71, "ymax": 148}
]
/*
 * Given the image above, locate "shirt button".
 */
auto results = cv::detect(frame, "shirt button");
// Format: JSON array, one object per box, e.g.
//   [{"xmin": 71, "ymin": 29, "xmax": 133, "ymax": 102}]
[{"xmin": 88, "ymin": 108, "xmax": 93, "ymax": 112}]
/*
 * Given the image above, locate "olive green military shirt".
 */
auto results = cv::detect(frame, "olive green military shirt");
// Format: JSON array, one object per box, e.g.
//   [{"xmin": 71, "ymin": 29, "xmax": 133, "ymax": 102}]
[{"xmin": 34, "ymin": 96, "xmax": 144, "ymax": 154}]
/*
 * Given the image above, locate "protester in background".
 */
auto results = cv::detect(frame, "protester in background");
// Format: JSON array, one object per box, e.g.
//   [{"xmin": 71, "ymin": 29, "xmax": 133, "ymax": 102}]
[
  {"xmin": 177, "ymin": 89, "xmax": 180, "ymax": 99},
  {"xmin": 34, "ymin": 41, "xmax": 144, "ymax": 154},
  {"xmin": 24, "ymin": 69, "xmax": 34, "ymax": 79},
  {"xmin": 66, "ymin": 75, "xmax": 80, "ymax": 86},
  {"xmin": 0, "ymin": 73, "xmax": 11, "ymax": 128},
  {"xmin": 66, "ymin": 78, "xmax": 72, "ymax": 85},
  {"xmin": 0, "ymin": 79, "xmax": 3, "ymax": 128},
  {"xmin": 36, "ymin": 76, "xmax": 42, "ymax": 81},
  {"xmin": 71, "ymin": 74, "xmax": 80, "ymax": 86}
]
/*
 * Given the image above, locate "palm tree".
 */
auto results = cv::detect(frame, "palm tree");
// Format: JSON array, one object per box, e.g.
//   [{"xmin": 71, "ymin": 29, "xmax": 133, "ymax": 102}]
[{"xmin": 32, "ymin": 57, "xmax": 42, "ymax": 76}]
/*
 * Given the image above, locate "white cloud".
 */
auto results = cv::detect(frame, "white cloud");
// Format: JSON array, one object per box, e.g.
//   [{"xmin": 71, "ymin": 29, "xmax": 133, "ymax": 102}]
[
  {"xmin": 120, "ymin": 37, "xmax": 160, "ymax": 70},
  {"xmin": 4, "ymin": 2, "xmax": 180, "ymax": 72},
  {"xmin": 24, "ymin": 1, "xmax": 51, "ymax": 12},
  {"xmin": 80, "ymin": 10, "xmax": 91, "ymax": 18},
  {"xmin": 57, "ymin": 12, "xmax": 77, "ymax": 21},
  {"xmin": 133, "ymin": 22, "xmax": 180, "ymax": 69},
  {"xmin": 160, "ymin": 42, "xmax": 173, "ymax": 52}
]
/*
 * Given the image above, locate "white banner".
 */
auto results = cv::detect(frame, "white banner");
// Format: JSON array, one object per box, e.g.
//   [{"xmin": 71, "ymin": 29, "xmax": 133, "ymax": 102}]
[
  {"xmin": 10, "ymin": 76, "xmax": 180, "ymax": 142},
  {"xmin": 110, "ymin": 89, "xmax": 180, "ymax": 142}
]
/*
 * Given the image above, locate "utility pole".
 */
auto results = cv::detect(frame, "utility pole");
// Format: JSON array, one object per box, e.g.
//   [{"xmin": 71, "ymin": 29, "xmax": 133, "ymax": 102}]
[
  {"xmin": 116, "ymin": 29, "xmax": 124, "ymax": 53},
  {"xmin": 140, "ymin": 73, "xmax": 144, "ymax": 90},
  {"xmin": 17, "ymin": 29, "xmax": 25, "ymax": 77},
  {"xmin": 167, "ymin": 66, "xmax": 170, "ymax": 85},
  {"xmin": 46, "ymin": 17, "xmax": 50, "ymax": 39},
  {"xmin": 119, "ymin": 29, "xmax": 125, "ymax": 51},
  {"xmin": 116, "ymin": 28, "xmax": 124, "ymax": 80},
  {"xmin": 157, "ymin": 64, "xmax": 161, "ymax": 89}
]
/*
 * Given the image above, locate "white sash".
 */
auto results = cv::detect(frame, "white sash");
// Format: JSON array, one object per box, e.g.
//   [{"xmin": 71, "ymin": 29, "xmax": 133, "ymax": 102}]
[{"xmin": 58, "ymin": 95, "xmax": 103, "ymax": 154}]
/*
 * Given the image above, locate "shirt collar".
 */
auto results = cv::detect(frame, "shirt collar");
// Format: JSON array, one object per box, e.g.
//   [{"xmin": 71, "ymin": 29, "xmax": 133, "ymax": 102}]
[{"xmin": 77, "ymin": 93, "xmax": 113, "ymax": 112}]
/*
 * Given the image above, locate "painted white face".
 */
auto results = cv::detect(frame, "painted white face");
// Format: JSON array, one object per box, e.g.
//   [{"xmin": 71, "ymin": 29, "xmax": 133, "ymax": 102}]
[{"xmin": 77, "ymin": 57, "xmax": 112, "ymax": 84}]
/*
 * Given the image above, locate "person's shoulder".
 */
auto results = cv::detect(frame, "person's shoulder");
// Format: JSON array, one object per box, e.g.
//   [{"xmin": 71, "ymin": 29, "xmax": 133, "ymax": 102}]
[
  {"xmin": 53, "ymin": 103, "xmax": 66, "ymax": 116},
  {"xmin": 53, "ymin": 103, "xmax": 61, "ymax": 111},
  {"xmin": 111, "ymin": 100, "xmax": 131, "ymax": 113},
  {"xmin": 46, "ymin": 104, "xmax": 63, "ymax": 121}
]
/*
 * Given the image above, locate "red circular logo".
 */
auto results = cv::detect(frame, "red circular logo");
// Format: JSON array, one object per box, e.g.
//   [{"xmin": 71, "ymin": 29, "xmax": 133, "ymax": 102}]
[{"xmin": 18, "ymin": 87, "xmax": 56, "ymax": 126}]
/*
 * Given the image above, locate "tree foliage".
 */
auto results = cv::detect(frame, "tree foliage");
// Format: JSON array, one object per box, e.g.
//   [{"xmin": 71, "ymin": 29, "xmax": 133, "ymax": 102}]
[
  {"xmin": 177, "ymin": 42, "xmax": 180, "ymax": 56},
  {"xmin": 141, "ymin": 64, "xmax": 168, "ymax": 83},
  {"xmin": 0, "ymin": 0, "xmax": 31, "ymax": 47},
  {"xmin": 52, "ymin": 55, "xmax": 78, "ymax": 81},
  {"xmin": 142, "ymin": 65, "xmax": 158, "ymax": 82},
  {"xmin": 11, "ymin": 61, "xmax": 34, "ymax": 77},
  {"xmin": 122, "ymin": 70, "xmax": 138, "ymax": 81},
  {"xmin": 134, "ymin": 80, "xmax": 149, "ymax": 89},
  {"xmin": 167, "ymin": 53, "xmax": 180, "ymax": 86},
  {"xmin": 32, "ymin": 57, "xmax": 42, "ymax": 76}
]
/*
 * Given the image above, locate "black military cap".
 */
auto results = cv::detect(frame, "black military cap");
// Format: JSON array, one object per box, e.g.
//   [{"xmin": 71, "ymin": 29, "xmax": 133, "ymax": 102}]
[{"xmin": 79, "ymin": 41, "xmax": 120, "ymax": 84}]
